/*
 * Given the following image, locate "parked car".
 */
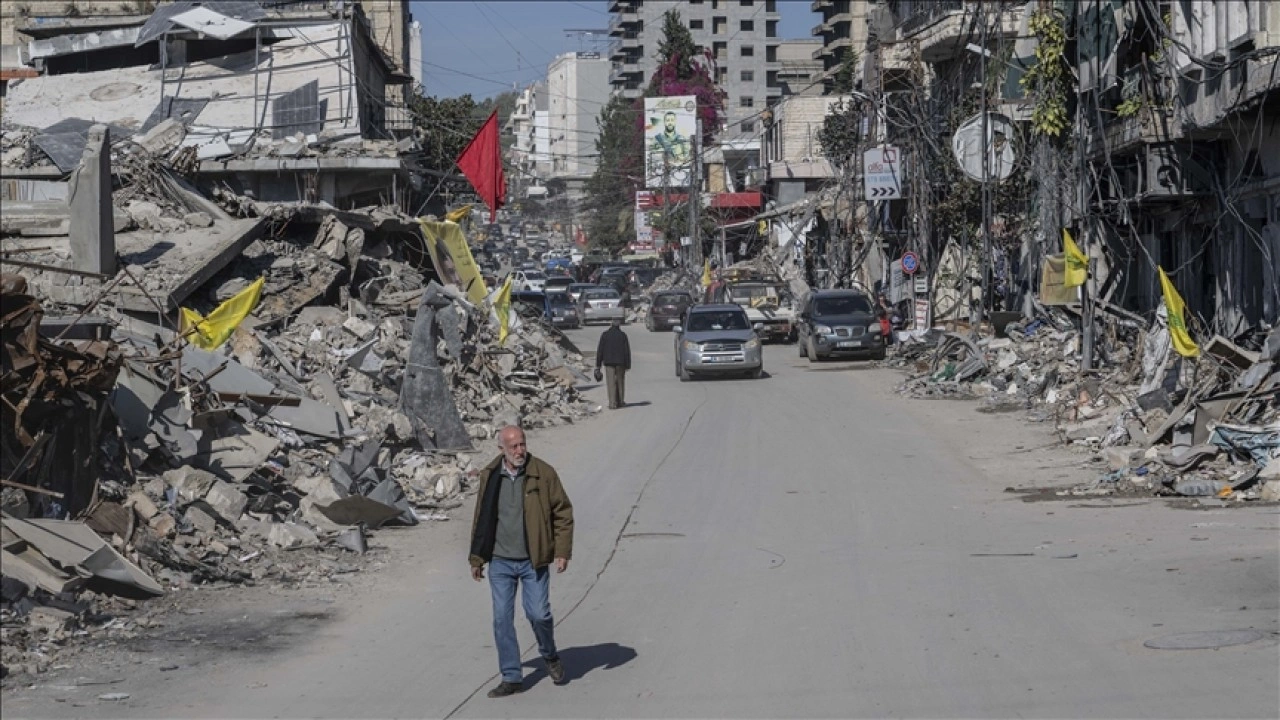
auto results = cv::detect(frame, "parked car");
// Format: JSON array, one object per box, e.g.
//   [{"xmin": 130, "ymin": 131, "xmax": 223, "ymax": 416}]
[
  {"xmin": 545, "ymin": 291, "xmax": 580, "ymax": 329},
  {"xmin": 796, "ymin": 289, "xmax": 885, "ymax": 361},
  {"xmin": 646, "ymin": 290, "xmax": 695, "ymax": 332},
  {"xmin": 673, "ymin": 304, "xmax": 763, "ymax": 381},
  {"xmin": 567, "ymin": 283, "xmax": 599, "ymax": 304},
  {"xmin": 578, "ymin": 287, "xmax": 625, "ymax": 325},
  {"xmin": 512, "ymin": 269, "xmax": 546, "ymax": 292},
  {"xmin": 544, "ymin": 256, "xmax": 572, "ymax": 273}
]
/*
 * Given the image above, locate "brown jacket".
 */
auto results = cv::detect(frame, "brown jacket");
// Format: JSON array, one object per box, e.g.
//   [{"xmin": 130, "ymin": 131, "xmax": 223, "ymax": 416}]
[{"xmin": 469, "ymin": 454, "xmax": 573, "ymax": 569}]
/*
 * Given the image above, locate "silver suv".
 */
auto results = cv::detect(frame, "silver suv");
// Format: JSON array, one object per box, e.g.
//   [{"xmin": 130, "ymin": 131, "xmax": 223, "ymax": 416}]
[{"xmin": 673, "ymin": 304, "xmax": 764, "ymax": 381}]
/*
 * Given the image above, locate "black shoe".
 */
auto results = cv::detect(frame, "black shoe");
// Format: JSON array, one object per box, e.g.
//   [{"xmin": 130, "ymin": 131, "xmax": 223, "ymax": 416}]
[
  {"xmin": 546, "ymin": 655, "xmax": 565, "ymax": 684},
  {"xmin": 487, "ymin": 681, "xmax": 523, "ymax": 698}
]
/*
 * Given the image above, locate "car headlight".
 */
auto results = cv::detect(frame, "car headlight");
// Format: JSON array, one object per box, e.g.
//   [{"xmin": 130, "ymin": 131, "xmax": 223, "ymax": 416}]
[
  {"xmin": 745, "ymin": 338, "xmax": 760, "ymax": 349},
  {"xmin": 868, "ymin": 324, "xmax": 882, "ymax": 334},
  {"xmin": 682, "ymin": 340, "xmax": 698, "ymax": 351},
  {"xmin": 814, "ymin": 324, "xmax": 833, "ymax": 335}
]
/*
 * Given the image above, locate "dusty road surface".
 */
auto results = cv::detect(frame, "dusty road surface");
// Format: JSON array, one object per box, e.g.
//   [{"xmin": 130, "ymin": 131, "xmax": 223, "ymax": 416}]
[{"xmin": 5, "ymin": 322, "xmax": 1278, "ymax": 718}]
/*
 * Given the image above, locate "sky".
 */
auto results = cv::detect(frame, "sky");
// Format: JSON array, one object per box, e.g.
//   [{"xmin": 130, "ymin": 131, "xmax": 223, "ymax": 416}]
[{"xmin": 415, "ymin": 0, "xmax": 819, "ymax": 99}]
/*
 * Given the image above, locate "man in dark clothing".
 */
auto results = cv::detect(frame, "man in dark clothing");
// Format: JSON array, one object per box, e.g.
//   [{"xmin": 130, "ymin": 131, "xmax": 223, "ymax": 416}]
[
  {"xmin": 596, "ymin": 318, "xmax": 631, "ymax": 409},
  {"xmin": 470, "ymin": 426, "xmax": 574, "ymax": 698}
]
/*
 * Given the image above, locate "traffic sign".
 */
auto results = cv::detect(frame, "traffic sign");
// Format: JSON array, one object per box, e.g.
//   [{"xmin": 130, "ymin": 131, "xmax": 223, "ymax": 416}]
[
  {"xmin": 901, "ymin": 251, "xmax": 919, "ymax": 275},
  {"xmin": 864, "ymin": 145, "xmax": 903, "ymax": 201}
]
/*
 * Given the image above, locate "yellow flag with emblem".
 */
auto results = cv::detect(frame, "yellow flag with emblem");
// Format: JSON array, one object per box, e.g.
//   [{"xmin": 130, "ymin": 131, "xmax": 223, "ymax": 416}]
[
  {"xmin": 1062, "ymin": 228, "xmax": 1088, "ymax": 288},
  {"xmin": 1157, "ymin": 266, "xmax": 1199, "ymax": 357},
  {"xmin": 493, "ymin": 276, "xmax": 513, "ymax": 346},
  {"xmin": 700, "ymin": 259, "xmax": 712, "ymax": 288},
  {"xmin": 445, "ymin": 204, "xmax": 473, "ymax": 223},
  {"xmin": 179, "ymin": 277, "xmax": 264, "ymax": 350}
]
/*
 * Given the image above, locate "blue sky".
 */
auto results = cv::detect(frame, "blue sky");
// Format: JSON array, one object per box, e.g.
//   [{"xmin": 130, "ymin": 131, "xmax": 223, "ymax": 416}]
[{"xmin": 415, "ymin": 0, "xmax": 819, "ymax": 98}]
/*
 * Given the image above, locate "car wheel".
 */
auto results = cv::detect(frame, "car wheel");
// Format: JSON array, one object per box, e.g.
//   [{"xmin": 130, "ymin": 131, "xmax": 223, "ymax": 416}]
[
  {"xmin": 751, "ymin": 367, "xmax": 763, "ymax": 379},
  {"xmin": 806, "ymin": 338, "xmax": 819, "ymax": 362},
  {"xmin": 873, "ymin": 348, "xmax": 887, "ymax": 361},
  {"xmin": 679, "ymin": 363, "xmax": 693, "ymax": 382}
]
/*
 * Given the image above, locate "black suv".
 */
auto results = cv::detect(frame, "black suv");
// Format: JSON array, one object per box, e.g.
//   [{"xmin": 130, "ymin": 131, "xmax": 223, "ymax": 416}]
[{"xmin": 796, "ymin": 289, "xmax": 885, "ymax": 361}]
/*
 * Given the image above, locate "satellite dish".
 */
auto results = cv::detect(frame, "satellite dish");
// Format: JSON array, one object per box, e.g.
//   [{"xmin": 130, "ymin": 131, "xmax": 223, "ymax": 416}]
[{"xmin": 952, "ymin": 112, "xmax": 1017, "ymax": 182}]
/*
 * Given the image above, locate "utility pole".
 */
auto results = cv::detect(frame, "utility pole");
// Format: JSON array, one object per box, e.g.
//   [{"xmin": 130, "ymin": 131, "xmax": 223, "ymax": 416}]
[
  {"xmin": 1078, "ymin": 0, "xmax": 1098, "ymax": 371},
  {"xmin": 688, "ymin": 117, "xmax": 702, "ymax": 267},
  {"xmin": 977, "ymin": 1, "xmax": 992, "ymax": 334}
]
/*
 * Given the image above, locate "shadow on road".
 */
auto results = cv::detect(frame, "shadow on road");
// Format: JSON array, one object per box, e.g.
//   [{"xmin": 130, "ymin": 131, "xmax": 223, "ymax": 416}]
[
  {"xmin": 521, "ymin": 642, "xmax": 638, "ymax": 687},
  {"xmin": 621, "ymin": 401, "xmax": 653, "ymax": 408}
]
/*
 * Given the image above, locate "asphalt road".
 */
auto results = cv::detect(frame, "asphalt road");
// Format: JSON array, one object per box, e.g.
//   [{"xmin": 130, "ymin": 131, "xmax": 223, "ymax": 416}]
[{"xmin": 10, "ymin": 321, "xmax": 1278, "ymax": 718}]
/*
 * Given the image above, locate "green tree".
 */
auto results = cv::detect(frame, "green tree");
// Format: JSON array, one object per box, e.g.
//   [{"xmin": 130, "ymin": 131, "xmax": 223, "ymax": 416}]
[
  {"xmin": 585, "ymin": 94, "xmax": 643, "ymax": 253},
  {"xmin": 829, "ymin": 51, "xmax": 860, "ymax": 95},
  {"xmin": 656, "ymin": 9, "xmax": 698, "ymax": 79},
  {"xmin": 817, "ymin": 98, "xmax": 865, "ymax": 170},
  {"xmin": 409, "ymin": 90, "xmax": 484, "ymax": 194}
]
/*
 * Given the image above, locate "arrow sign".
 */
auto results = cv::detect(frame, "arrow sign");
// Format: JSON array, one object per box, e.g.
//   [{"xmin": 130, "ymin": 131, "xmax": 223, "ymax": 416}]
[{"xmin": 864, "ymin": 145, "xmax": 903, "ymax": 200}]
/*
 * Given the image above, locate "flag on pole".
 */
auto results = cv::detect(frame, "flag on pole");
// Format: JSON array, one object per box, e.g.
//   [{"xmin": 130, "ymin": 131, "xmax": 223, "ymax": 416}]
[
  {"xmin": 1157, "ymin": 266, "xmax": 1199, "ymax": 357},
  {"xmin": 1062, "ymin": 228, "xmax": 1088, "ymax": 288},
  {"xmin": 455, "ymin": 111, "xmax": 506, "ymax": 222},
  {"xmin": 445, "ymin": 204, "xmax": 473, "ymax": 224},
  {"xmin": 700, "ymin": 259, "xmax": 712, "ymax": 288},
  {"xmin": 493, "ymin": 276, "xmax": 513, "ymax": 345}
]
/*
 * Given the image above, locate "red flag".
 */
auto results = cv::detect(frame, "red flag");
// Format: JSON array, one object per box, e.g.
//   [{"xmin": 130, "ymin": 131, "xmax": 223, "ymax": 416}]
[{"xmin": 455, "ymin": 110, "xmax": 506, "ymax": 222}]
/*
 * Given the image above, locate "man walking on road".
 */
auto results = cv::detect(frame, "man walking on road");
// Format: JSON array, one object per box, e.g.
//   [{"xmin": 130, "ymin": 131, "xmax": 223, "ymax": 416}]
[
  {"xmin": 596, "ymin": 318, "xmax": 632, "ymax": 409},
  {"xmin": 469, "ymin": 426, "xmax": 575, "ymax": 698}
]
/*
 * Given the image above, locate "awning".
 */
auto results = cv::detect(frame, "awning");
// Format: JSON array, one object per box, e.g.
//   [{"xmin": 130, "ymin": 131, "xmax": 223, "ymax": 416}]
[{"xmin": 710, "ymin": 191, "xmax": 762, "ymax": 209}]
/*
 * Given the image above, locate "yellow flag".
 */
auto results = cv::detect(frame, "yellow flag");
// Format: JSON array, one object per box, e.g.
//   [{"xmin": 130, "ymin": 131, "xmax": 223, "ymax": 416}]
[
  {"xmin": 179, "ymin": 277, "xmax": 264, "ymax": 350},
  {"xmin": 493, "ymin": 276, "xmax": 513, "ymax": 346},
  {"xmin": 417, "ymin": 218, "xmax": 489, "ymax": 305},
  {"xmin": 700, "ymin": 259, "xmax": 712, "ymax": 288},
  {"xmin": 1157, "ymin": 266, "xmax": 1199, "ymax": 357},
  {"xmin": 445, "ymin": 204, "xmax": 473, "ymax": 223},
  {"xmin": 1062, "ymin": 228, "xmax": 1088, "ymax": 288}
]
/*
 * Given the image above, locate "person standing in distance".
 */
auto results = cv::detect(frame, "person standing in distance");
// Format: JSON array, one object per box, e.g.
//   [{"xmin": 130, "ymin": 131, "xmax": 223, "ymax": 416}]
[
  {"xmin": 470, "ymin": 426, "xmax": 575, "ymax": 698},
  {"xmin": 596, "ymin": 317, "xmax": 632, "ymax": 409}
]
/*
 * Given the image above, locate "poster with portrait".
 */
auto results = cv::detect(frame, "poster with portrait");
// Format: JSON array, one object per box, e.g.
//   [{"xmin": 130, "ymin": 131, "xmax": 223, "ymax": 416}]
[{"xmin": 644, "ymin": 96, "xmax": 696, "ymax": 189}]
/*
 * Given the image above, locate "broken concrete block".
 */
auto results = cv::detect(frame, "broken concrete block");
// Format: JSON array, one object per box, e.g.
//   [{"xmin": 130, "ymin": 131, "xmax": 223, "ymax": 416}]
[
  {"xmin": 163, "ymin": 467, "xmax": 218, "ymax": 505},
  {"xmin": 125, "ymin": 491, "xmax": 159, "ymax": 521},
  {"xmin": 1106, "ymin": 447, "xmax": 1143, "ymax": 470},
  {"xmin": 183, "ymin": 505, "xmax": 219, "ymax": 536},
  {"xmin": 434, "ymin": 473, "xmax": 460, "ymax": 498},
  {"xmin": 343, "ymin": 315, "xmax": 377, "ymax": 340},
  {"xmin": 293, "ymin": 475, "xmax": 346, "ymax": 504},
  {"xmin": 183, "ymin": 211, "xmax": 213, "ymax": 228},
  {"xmin": 1261, "ymin": 480, "xmax": 1280, "ymax": 502},
  {"xmin": 134, "ymin": 118, "xmax": 185, "ymax": 154},
  {"xmin": 267, "ymin": 522, "xmax": 319, "ymax": 549},
  {"xmin": 1259, "ymin": 458, "xmax": 1280, "ymax": 480},
  {"xmin": 126, "ymin": 200, "xmax": 164, "ymax": 231},
  {"xmin": 148, "ymin": 512, "xmax": 177, "ymax": 537},
  {"xmin": 203, "ymin": 481, "xmax": 248, "ymax": 523},
  {"xmin": 28, "ymin": 606, "xmax": 76, "ymax": 632}
]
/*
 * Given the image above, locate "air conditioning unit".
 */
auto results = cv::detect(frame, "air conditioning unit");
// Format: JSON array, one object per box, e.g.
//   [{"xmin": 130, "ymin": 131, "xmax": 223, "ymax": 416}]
[{"xmin": 1142, "ymin": 143, "xmax": 1212, "ymax": 198}]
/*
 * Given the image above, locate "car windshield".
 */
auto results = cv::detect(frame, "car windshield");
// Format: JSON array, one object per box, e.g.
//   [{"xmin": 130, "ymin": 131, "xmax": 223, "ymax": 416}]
[
  {"xmin": 654, "ymin": 293, "xmax": 691, "ymax": 306},
  {"xmin": 585, "ymin": 289, "xmax": 619, "ymax": 300},
  {"xmin": 687, "ymin": 311, "xmax": 750, "ymax": 332},
  {"xmin": 569, "ymin": 284, "xmax": 593, "ymax": 292},
  {"xmin": 525, "ymin": 272, "xmax": 546, "ymax": 280},
  {"xmin": 728, "ymin": 285, "xmax": 785, "ymax": 307},
  {"xmin": 814, "ymin": 295, "xmax": 872, "ymax": 316},
  {"xmin": 547, "ymin": 293, "xmax": 573, "ymax": 307}
]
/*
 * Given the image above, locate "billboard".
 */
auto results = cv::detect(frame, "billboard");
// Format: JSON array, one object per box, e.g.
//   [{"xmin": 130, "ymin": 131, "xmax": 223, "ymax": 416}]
[{"xmin": 644, "ymin": 96, "xmax": 696, "ymax": 189}]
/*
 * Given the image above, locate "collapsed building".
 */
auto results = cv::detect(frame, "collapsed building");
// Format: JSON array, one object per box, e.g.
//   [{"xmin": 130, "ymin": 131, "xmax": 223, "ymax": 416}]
[{"xmin": 0, "ymin": 1, "xmax": 600, "ymax": 680}]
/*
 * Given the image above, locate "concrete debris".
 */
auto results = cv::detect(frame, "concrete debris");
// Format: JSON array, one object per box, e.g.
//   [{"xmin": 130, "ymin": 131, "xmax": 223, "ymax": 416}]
[{"xmin": 890, "ymin": 306, "xmax": 1280, "ymax": 506}]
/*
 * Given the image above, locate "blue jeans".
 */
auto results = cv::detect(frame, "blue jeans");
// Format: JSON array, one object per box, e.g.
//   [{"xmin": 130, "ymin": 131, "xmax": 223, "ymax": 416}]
[{"xmin": 488, "ymin": 557, "xmax": 557, "ymax": 683}]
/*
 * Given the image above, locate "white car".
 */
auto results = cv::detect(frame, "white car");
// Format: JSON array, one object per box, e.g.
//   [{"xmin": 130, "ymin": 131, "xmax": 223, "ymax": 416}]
[{"xmin": 513, "ymin": 270, "xmax": 546, "ymax": 292}]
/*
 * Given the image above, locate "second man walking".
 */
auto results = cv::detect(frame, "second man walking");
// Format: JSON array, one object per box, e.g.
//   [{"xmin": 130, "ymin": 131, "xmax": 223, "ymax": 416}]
[{"xmin": 596, "ymin": 318, "xmax": 631, "ymax": 409}]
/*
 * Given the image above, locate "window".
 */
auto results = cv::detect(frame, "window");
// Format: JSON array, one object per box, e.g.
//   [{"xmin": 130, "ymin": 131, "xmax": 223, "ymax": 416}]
[
  {"xmin": 713, "ymin": 41, "xmax": 727, "ymax": 59},
  {"xmin": 740, "ymin": 0, "xmax": 754, "ymax": 5},
  {"xmin": 741, "ymin": 120, "xmax": 755, "ymax": 133},
  {"xmin": 713, "ymin": 16, "xmax": 726, "ymax": 34},
  {"xmin": 740, "ymin": 19, "xmax": 754, "ymax": 31},
  {"xmin": 741, "ymin": 69, "xmax": 754, "ymax": 82},
  {"xmin": 740, "ymin": 45, "xmax": 754, "ymax": 57},
  {"xmin": 765, "ymin": 45, "xmax": 777, "ymax": 62},
  {"xmin": 690, "ymin": 19, "xmax": 703, "ymax": 29},
  {"xmin": 717, "ymin": 66, "xmax": 728, "ymax": 81},
  {"xmin": 740, "ymin": 96, "xmax": 754, "ymax": 108}
]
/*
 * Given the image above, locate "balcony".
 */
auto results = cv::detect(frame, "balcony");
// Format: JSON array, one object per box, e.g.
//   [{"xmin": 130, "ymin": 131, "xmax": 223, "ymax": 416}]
[
  {"xmin": 1087, "ymin": 103, "xmax": 1180, "ymax": 158},
  {"xmin": 608, "ymin": 11, "xmax": 640, "ymax": 36},
  {"xmin": 609, "ymin": 60, "xmax": 643, "ymax": 85},
  {"xmin": 896, "ymin": 1, "xmax": 1023, "ymax": 63},
  {"xmin": 812, "ymin": 0, "xmax": 834, "ymax": 11}
]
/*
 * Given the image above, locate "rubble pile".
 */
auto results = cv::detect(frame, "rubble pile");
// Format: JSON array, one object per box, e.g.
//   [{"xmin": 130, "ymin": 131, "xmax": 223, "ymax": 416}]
[
  {"xmin": 1, "ymin": 206, "xmax": 599, "ymax": 678},
  {"xmin": 894, "ymin": 310, "xmax": 1280, "ymax": 505}
]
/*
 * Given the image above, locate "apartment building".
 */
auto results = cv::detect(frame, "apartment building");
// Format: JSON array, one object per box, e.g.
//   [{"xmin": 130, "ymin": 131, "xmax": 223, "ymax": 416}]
[
  {"xmin": 545, "ymin": 51, "xmax": 610, "ymax": 201},
  {"xmin": 811, "ymin": 0, "xmax": 871, "ymax": 93},
  {"xmin": 608, "ymin": 0, "xmax": 782, "ymax": 139}
]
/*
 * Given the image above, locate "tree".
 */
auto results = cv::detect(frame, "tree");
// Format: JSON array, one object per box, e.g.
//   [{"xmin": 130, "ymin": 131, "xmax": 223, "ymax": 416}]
[
  {"xmin": 656, "ymin": 9, "xmax": 698, "ymax": 80},
  {"xmin": 409, "ymin": 91, "xmax": 484, "ymax": 195},
  {"xmin": 817, "ymin": 98, "xmax": 865, "ymax": 170},
  {"xmin": 585, "ymin": 94, "xmax": 643, "ymax": 253},
  {"xmin": 829, "ymin": 51, "xmax": 861, "ymax": 95}
]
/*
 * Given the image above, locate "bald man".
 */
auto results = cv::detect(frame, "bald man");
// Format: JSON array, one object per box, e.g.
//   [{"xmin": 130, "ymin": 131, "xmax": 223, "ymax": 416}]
[{"xmin": 469, "ymin": 426, "xmax": 575, "ymax": 697}]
